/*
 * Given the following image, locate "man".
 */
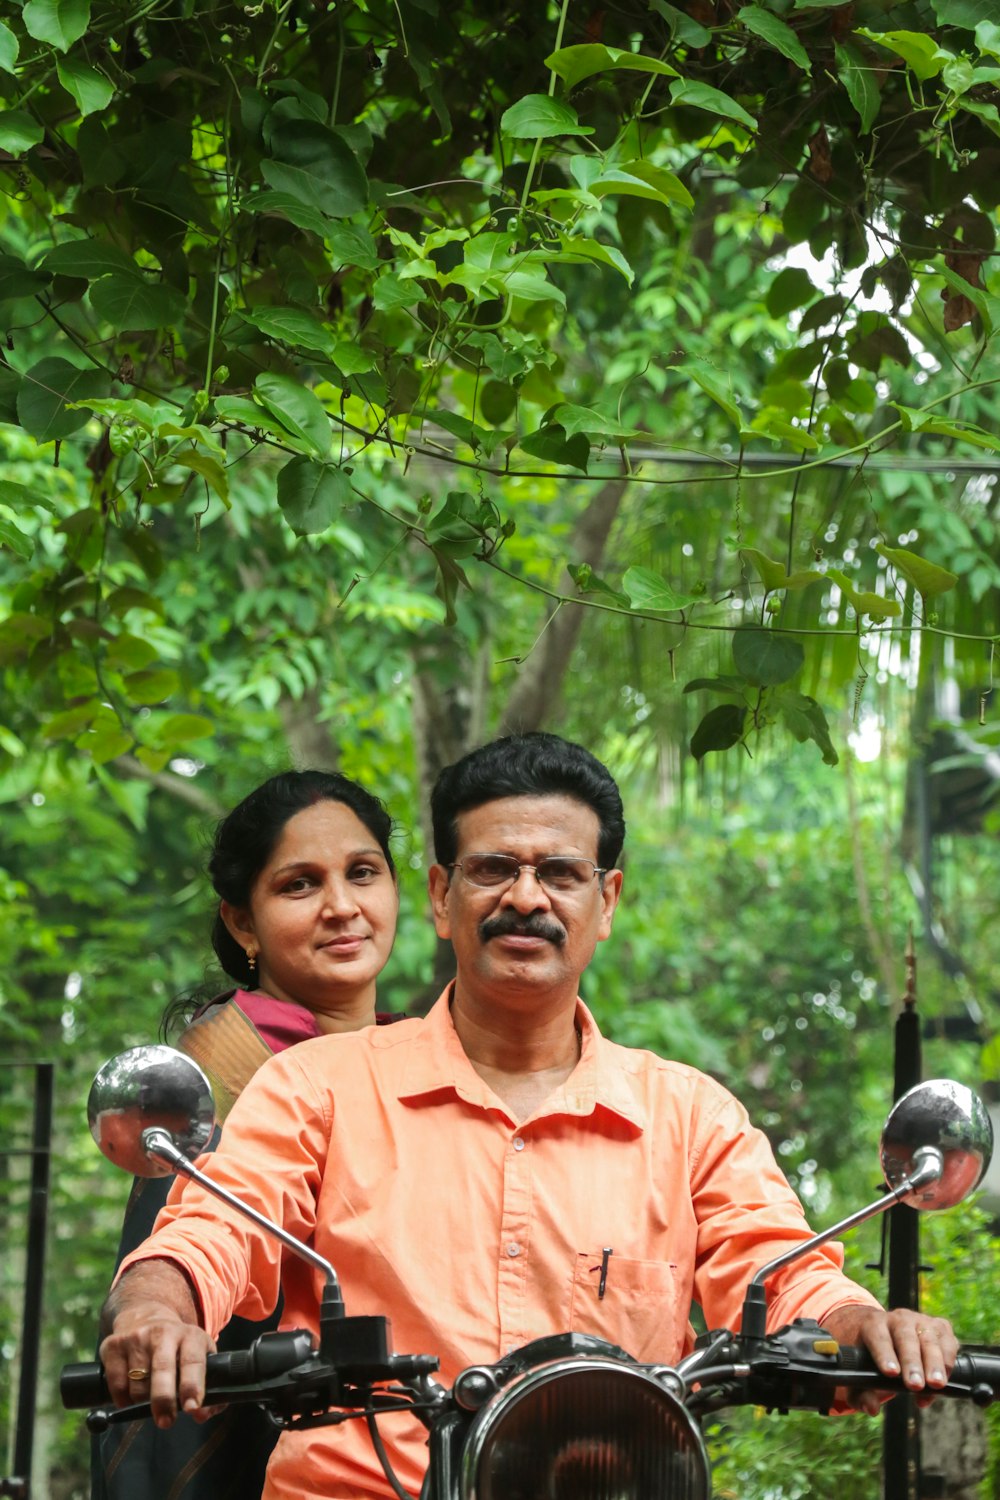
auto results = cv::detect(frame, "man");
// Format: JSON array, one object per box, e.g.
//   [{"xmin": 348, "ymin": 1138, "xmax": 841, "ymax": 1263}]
[{"xmin": 101, "ymin": 733, "xmax": 955, "ymax": 1499}]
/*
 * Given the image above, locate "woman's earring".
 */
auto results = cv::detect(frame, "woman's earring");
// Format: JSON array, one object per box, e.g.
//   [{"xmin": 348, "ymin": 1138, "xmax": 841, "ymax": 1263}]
[{"xmin": 246, "ymin": 946, "xmax": 257, "ymax": 975}]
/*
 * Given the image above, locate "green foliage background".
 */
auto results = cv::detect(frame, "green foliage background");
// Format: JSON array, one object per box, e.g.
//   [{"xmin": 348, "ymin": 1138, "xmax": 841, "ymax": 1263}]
[{"xmin": 2, "ymin": 0, "xmax": 1000, "ymax": 1493}]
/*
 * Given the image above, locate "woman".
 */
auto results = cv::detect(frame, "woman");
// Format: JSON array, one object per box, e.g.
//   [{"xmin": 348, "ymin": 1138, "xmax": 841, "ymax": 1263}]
[{"xmin": 92, "ymin": 768, "xmax": 401, "ymax": 1500}]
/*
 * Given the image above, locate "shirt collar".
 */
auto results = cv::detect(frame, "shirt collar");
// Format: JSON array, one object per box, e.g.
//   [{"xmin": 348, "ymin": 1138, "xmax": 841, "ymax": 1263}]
[{"xmin": 398, "ymin": 985, "xmax": 646, "ymax": 1134}]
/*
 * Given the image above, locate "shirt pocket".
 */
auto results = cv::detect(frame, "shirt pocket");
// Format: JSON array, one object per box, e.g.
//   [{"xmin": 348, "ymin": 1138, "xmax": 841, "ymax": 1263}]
[{"xmin": 568, "ymin": 1251, "xmax": 685, "ymax": 1365}]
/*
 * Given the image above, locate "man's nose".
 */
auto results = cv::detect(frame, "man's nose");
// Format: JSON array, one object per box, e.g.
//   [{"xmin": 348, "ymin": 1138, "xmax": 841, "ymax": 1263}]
[{"xmin": 500, "ymin": 866, "xmax": 552, "ymax": 912}]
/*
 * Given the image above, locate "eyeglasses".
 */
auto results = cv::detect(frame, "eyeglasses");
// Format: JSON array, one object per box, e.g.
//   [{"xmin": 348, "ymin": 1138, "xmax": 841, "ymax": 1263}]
[{"xmin": 448, "ymin": 854, "xmax": 607, "ymax": 893}]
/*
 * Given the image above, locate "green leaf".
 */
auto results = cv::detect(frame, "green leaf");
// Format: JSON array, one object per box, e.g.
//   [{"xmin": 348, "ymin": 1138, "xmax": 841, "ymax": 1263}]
[
  {"xmin": 747, "ymin": 414, "xmax": 819, "ymax": 451},
  {"xmin": 22, "ymin": 0, "xmax": 90, "ymax": 51},
  {"xmin": 503, "ymin": 271, "xmax": 567, "ymax": 306},
  {"xmin": 568, "ymin": 564, "xmax": 629, "ymax": 607},
  {"xmin": 551, "ymin": 234, "xmax": 636, "ymax": 284},
  {"xmin": 276, "ymin": 457, "xmax": 351, "ymax": 535},
  {"xmin": 0, "ymin": 23, "xmax": 19, "ymax": 72},
  {"xmin": 765, "ymin": 266, "xmax": 816, "ymax": 317},
  {"xmin": 0, "ymin": 253, "xmax": 52, "ymax": 301},
  {"xmin": 849, "ymin": 321, "xmax": 911, "ymax": 371},
  {"xmin": 834, "ymin": 41, "xmax": 882, "ymax": 133},
  {"xmin": 732, "ymin": 627, "xmax": 804, "ymax": 686},
  {"xmin": 42, "ymin": 702, "xmax": 100, "ymax": 740},
  {"xmin": 215, "ymin": 395, "xmax": 304, "ymax": 444},
  {"xmin": 942, "ymin": 54, "xmax": 975, "ymax": 93},
  {"xmin": 372, "ymin": 272, "xmax": 426, "ymax": 311},
  {"xmin": 875, "ymin": 543, "xmax": 959, "ymax": 600},
  {"xmin": 121, "ymin": 668, "xmax": 180, "ymax": 705},
  {"xmin": 499, "ymin": 94, "xmax": 595, "ymax": 139},
  {"xmin": 90, "ymin": 273, "xmax": 186, "ymax": 330},
  {"xmin": 331, "ymin": 340, "xmax": 376, "ymax": 376},
  {"xmin": 432, "ymin": 550, "xmax": 470, "ymax": 626},
  {"xmin": 425, "ymin": 491, "xmax": 485, "ymax": 558},
  {"xmin": 738, "ymin": 6, "xmax": 811, "ymax": 71},
  {"xmin": 167, "ymin": 449, "xmax": 230, "ymax": 506},
  {"xmin": 242, "ymin": 305, "xmax": 338, "ymax": 355},
  {"xmin": 153, "ymin": 713, "xmax": 216, "ymax": 746},
  {"xmin": 854, "ymin": 28, "xmax": 951, "ymax": 80},
  {"xmin": 591, "ymin": 160, "xmax": 694, "ymax": 210},
  {"xmin": 253, "ymin": 373, "xmax": 331, "ymax": 457},
  {"xmin": 0, "ymin": 517, "xmax": 33, "ymax": 560},
  {"xmin": 827, "ymin": 567, "xmax": 902, "ymax": 621},
  {"xmin": 776, "ymin": 691, "xmax": 839, "ymax": 764},
  {"xmin": 683, "ymin": 675, "xmax": 749, "ymax": 697},
  {"xmin": 670, "ymin": 79, "xmax": 757, "ymax": 130},
  {"xmin": 929, "ymin": 0, "xmax": 995, "ymax": 26},
  {"xmin": 104, "ymin": 631, "xmax": 159, "ymax": 668},
  {"xmin": 56, "ymin": 57, "xmax": 114, "ymax": 116},
  {"xmin": 0, "ymin": 110, "xmax": 44, "ymax": 154},
  {"xmin": 622, "ymin": 566, "xmax": 703, "ymax": 611},
  {"xmin": 691, "ymin": 704, "xmax": 747, "ymax": 760},
  {"xmin": 977, "ymin": 19, "xmax": 1000, "ymax": 58},
  {"xmin": 518, "ymin": 424, "xmax": 590, "ymax": 471},
  {"xmin": 649, "ymin": 0, "xmax": 711, "ymax": 45},
  {"xmin": 261, "ymin": 120, "xmax": 368, "ymax": 218},
  {"xmin": 327, "ymin": 224, "xmax": 380, "ymax": 271},
  {"xmin": 669, "ymin": 359, "xmax": 742, "ymax": 429},
  {"xmin": 544, "ymin": 43, "xmax": 678, "ymax": 90},
  {"xmin": 0, "ymin": 479, "xmax": 55, "ymax": 513},
  {"xmin": 17, "ymin": 357, "xmax": 111, "ymax": 442},
  {"xmin": 41, "ymin": 238, "xmax": 138, "ymax": 279},
  {"xmin": 891, "ymin": 403, "xmax": 1000, "ymax": 450},
  {"xmin": 740, "ymin": 548, "xmax": 824, "ymax": 592},
  {"xmin": 549, "ymin": 404, "xmax": 639, "ymax": 442},
  {"xmin": 243, "ymin": 189, "xmax": 335, "ymax": 239}
]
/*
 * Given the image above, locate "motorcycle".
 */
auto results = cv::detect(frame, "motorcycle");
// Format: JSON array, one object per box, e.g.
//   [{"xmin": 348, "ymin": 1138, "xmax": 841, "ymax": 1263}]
[{"xmin": 62, "ymin": 1045, "xmax": 1000, "ymax": 1499}]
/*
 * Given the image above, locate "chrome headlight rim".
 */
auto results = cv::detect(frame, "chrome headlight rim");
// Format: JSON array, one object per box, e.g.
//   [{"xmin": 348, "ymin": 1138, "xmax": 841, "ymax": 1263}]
[{"xmin": 458, "ymin": 1353, "xmax": 710, "ymax": 1500}]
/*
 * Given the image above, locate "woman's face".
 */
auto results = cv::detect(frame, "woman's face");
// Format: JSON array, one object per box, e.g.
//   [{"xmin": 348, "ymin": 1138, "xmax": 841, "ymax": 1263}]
[{"xmin": 222, "ymin": 800, "xmax": 398, "ymax": 1019}]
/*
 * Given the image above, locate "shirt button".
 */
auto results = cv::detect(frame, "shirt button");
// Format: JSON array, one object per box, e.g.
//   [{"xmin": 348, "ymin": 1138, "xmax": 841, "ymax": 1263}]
[
  {"xmin": 506, "ymin": 1241, "xmax": 521, "ymax": 1258},
  {"xmin": 513, "ymin": 1137, "xmax": 525, "ymax": 1151}
]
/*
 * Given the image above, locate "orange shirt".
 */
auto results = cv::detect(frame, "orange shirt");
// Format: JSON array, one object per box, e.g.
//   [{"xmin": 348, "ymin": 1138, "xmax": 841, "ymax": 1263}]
[{"xmin": 120, "ymin": 992, "xmax": 878, "ymax": 1499}]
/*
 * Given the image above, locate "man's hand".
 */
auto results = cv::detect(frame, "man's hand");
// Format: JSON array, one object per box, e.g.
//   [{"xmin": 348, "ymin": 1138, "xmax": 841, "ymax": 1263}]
[
  {"xmin": 99, "ymin": 1261, "xmax": 217, "ymax": 1428},
  {"xmin": 823, "ymin": 1304, "xmax": 958, "ymax": 1416}
]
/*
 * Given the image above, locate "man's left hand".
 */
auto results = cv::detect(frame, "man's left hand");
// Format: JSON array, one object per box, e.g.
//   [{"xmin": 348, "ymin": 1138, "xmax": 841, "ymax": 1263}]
[{"xmin": 823, "ymin": 1305, "xmax": 958, "ymax": 1416}]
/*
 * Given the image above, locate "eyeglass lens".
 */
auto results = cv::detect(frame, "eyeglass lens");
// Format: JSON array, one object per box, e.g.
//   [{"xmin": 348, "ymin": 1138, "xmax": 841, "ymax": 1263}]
[{"xmin": 461, "ymin": 855, "xmax": 597, "ymax": 891}]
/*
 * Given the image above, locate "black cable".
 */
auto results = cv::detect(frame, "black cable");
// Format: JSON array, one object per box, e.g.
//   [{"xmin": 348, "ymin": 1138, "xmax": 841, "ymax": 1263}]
[{"xmin": 365, "ymin": 1411, "xmax": 416, "ymax": 1500}]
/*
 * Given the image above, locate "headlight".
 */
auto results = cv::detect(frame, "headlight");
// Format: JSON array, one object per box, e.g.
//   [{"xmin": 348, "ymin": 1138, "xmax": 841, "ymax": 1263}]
[{"xmin": 459, "ymin": 1355, "xmax": 709, "ymax": 1500}]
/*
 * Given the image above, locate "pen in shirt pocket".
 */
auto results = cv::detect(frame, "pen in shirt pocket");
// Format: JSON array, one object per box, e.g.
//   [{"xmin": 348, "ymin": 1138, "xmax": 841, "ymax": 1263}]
[{"xmin": 591, "ymin": 1246, "xmax": 613, "ymax": 1299}]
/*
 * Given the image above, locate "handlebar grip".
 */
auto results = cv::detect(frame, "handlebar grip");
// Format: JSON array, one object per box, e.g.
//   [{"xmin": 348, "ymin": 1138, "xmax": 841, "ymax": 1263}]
[
  {"xmin": 830, "ymin": 1343, "xmax": 1000, "ymax": 1394},
  {"xmin": 60, "ymin": 1330, "xmax": 316, "ymax": 1410}
]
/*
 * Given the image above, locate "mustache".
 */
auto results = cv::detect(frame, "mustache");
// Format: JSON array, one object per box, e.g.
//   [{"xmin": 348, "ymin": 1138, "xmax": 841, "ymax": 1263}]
[{"xmin": 479, "ymin": 912, "xmax": 566, "ymax": 946}]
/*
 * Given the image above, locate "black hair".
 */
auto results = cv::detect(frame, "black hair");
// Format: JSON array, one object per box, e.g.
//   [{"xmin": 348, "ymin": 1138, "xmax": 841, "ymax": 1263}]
[
  {"xmin": 209, "ymin": 769, "xmax": 396, "ymax": 985},
  {"xmin": 431, "ymin": 733, "xmax": 625, "ymax": 869}
]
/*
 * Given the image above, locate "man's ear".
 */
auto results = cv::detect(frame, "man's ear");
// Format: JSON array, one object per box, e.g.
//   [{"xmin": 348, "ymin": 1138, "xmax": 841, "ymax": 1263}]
[
  {"xmin": 427, "ymin": 865, "xmax": 452, "ymax": 939},
  {"xmin": 597, "ymin": 868, "xmax": 624, "ymax": 942},
  {"xmin": 220, "ymin": 900, "xmax": 255, "ymax": 947}
]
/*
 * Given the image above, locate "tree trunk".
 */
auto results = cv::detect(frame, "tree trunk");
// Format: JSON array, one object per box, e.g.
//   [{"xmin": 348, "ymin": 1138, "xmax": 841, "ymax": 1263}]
[{"xmin": 406, "ymin": 479, "xmax": 628, "ymax": 1008}]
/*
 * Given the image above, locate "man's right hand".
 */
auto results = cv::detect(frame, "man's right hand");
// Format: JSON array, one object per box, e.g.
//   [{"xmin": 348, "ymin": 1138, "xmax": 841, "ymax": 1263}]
[{"xmin": 99, "ymin": 1261, "xmax": 217, "ymax": 1427}]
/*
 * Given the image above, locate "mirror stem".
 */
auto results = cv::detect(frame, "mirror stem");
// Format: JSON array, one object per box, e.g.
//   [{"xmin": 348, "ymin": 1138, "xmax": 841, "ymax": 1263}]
[
  {"xmin": 740, "ymin": 1146, "xmax": 944, "ymax": 1343},
  {"xmin": 141, "ymin": 1128, "xmax": 344, "ymax": 1308}
]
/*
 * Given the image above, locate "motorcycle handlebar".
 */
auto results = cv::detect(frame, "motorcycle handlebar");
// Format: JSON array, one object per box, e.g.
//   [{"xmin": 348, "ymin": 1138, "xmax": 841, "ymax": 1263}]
[
  {"xmin": 60, "ymin": 1329, "xmax": 316, "ymax": 1411},
  {"xmin": 835, "ymin": 1343, "xmax": 1000, "ymax": 1397}
]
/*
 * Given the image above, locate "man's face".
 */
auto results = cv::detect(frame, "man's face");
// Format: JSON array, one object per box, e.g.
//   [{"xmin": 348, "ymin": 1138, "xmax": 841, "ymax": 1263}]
[{"xmin": 428, "ymin": 795, "xmax": 623, "ymax": 1005}]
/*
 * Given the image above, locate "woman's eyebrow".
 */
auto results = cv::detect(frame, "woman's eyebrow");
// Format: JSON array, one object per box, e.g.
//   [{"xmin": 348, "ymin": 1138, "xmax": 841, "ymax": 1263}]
[{"xmin": 271, "ymin": 849, "xmax": 384, "ymax": 877}]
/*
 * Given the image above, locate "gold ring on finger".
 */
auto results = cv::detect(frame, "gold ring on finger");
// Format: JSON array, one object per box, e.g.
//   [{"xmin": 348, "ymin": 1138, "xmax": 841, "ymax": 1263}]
[{"xmin": 128, "ymin": 1367, "xmax": 150, "ymax": 1381}]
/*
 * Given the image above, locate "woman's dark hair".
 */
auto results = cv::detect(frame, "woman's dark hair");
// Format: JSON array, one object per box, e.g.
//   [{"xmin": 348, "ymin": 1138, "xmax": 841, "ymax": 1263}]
[
  {"xmin": 162, "ymin": 770, "xmax": 395, "ymax": 1037},
  {"xmin": 431, "ymin": 732, "xmax": 625, "ymax": 870},
  {"xmin": 209, "ymin": 769, "xmax": 396, "ymax": 985}
]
